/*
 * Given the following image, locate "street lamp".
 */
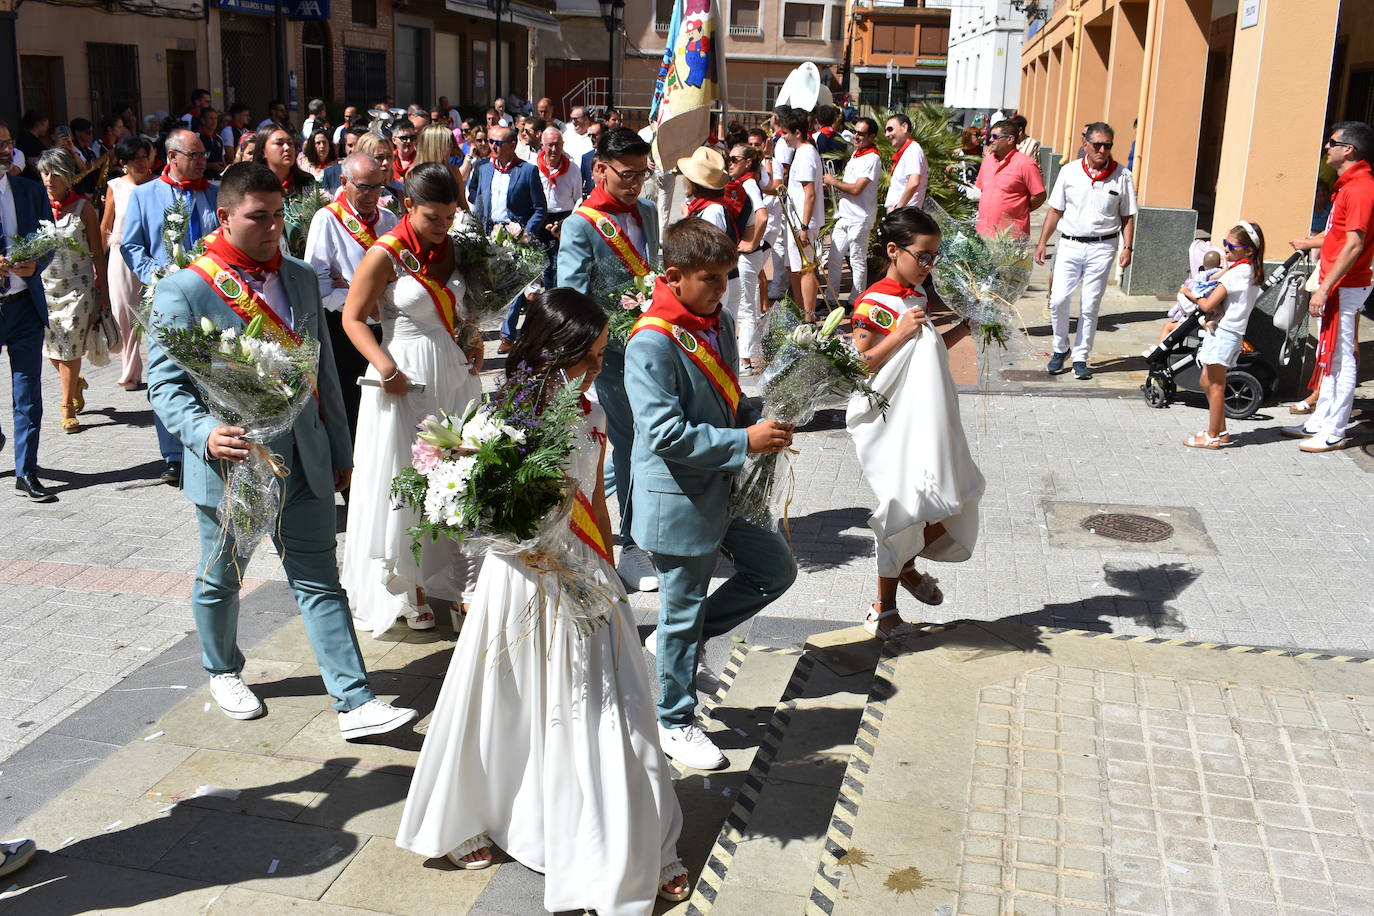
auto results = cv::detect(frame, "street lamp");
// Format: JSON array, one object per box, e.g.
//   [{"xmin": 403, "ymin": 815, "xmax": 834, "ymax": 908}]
[
  {"xmin": 487, "ymin": 0, "xmax": 507, "ymax": 106},
  {"xmin": 599, "ymin": 0, "xmax": 625, "ymax": 109}
]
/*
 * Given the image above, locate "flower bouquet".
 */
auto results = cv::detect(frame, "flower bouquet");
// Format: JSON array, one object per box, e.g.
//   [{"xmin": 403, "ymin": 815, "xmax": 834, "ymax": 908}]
[
  {"xmin": 283, "ymin": 188, "xmax": 328, "ymax": 260},
  {"xmin": 6, "ymin": 224, "xmax": 87, "ymax": 263},
  {"xmin": 450, "ymin": 221, "xmax": 549, "ymax": 319},
  {"xmin": 923, "ymin": 200, "xmax": 1033, "ymax": 350},
  {"xmin": 601, "ymin": 270, "xmax": 662, "ymax": 342},
  {"xmin": 137, "ymin": 199, "xmax": 212, "ymax": 333},
  {"xmin": 391, "ymin": 368, "xmax": 615, "ymax": 636},
  {"xmin": 731, "ymin": 306, "xmax": 886, "ymax": 528},
  {"xmin": 144, "ymin": 313, "xmax": 320, "ymax": 556}
]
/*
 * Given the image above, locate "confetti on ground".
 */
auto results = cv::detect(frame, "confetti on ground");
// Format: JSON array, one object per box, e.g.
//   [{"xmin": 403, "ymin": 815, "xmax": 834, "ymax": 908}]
[
  {"xmin": 734, "ymin": 727, "xmax": 748, "ymax": 736},
  {"xmin": 203, "ymin": 702, "xmax": 212, "ymax": 712},
  {"xmin": 104, "ymin": 820, "xmax": 123, "ymax": 831},
  {"xmin": 60, "ymin": 836, "xmax": 75, "ymax": 848},
  {"xmin": 191, "ymin": 784, "xmax": 241, "ymax": 800},
  {"xmin": 702, "ymin": 778, "xmax": 711, "ymax": 789},
  {"xmin": 143, "ymin": 731, "xmax": 164, "ymax": 742}
]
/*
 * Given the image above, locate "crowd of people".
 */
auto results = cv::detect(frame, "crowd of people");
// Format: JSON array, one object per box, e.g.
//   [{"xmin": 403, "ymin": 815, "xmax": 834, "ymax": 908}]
[{"xmin": 0, "ymin": 86, "xmax": 1368, "ymax": 913}]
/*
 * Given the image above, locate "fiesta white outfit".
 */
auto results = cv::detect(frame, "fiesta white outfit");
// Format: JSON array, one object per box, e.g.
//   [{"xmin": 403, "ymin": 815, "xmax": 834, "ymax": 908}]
[
  {"xmin": 731, "ymin": 175, "xmax": 770, "ymax": 363},
  {"xmin": 395, "ymin": 402, "xmax": 685, "ymax": 916},
  {"xmin": 1046, "ymin": 158, "xmax": 1139, "ymax": 362},
  {"xmin": 846, "ymin": 282, "xmax": 984, "ymax": 577},
  {"xmin": 784, "ymin": 143, "xmax": 825, "ymax": 272},
  {"xmin": 827, "ymin": 147, "xmax": 882, "ymax": 301},
  {"xmin": 536, "ymin": 154, "xmax": 582, "ymax": 213},
  {"xmin": 885, "ymin": 139, "xmax": 928, "ymax": 210},
  {"xmin": 304, "ymin": 203, "xmax": 400, "ymax": 313},
  {"xmin": 1307, "ymin": 284, "xmax": 1370, "ymax": 440},
  {"xmin": 764, "ymin": 149, "xmax": 790, "ymax": 299},
  {"xmin": 341, "ymin": 253, "xmax": 479, "ymax": 637}
]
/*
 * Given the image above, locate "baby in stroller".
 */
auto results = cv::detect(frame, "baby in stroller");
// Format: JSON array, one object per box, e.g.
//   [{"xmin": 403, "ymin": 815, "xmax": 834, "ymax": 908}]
[{"xmin": 1159, "ymin": 249, "xmax": 1223, "ymax": 343}]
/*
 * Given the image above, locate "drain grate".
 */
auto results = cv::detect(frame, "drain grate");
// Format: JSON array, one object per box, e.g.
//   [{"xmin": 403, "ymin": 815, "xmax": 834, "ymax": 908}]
[{"xmin": 1081, "ymin": 513, "xmax": 1174, "ymax": 543}]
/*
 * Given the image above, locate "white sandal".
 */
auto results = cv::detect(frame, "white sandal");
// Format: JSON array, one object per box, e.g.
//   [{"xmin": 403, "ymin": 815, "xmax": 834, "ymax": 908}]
[
  {"xmin": 1182, "ymin": 431, "xmax": 1231, "ymax": 450},
  {"xmin": 445, "ymin": 834, "xmax": 494, "ymax": 870},
  {"xmin": 1286, "ymin": 400, "xmax": 1315, "ymax": 415},
  {"xmin": 863, "ymin": 603, "xmax": 913, "ymax": 641},
  {"xmin": 658, "ymin": 860, "xmax": 691, "ymax": 902},
  {"xmin": 898, "ymin": 568, "xmax": 943, "ymax": 606},
  {"xmin": 405, "ymin": 609, "xmax": 436, "ymax": 630}
]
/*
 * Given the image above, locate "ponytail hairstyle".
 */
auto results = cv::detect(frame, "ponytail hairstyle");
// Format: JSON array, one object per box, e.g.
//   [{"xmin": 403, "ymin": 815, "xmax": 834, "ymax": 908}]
[
  {"xmin": 1231, "ymin": 220, "xmax": 1266, "ymax": 286},
  {"xmin": 506, "ymin": 287, "xmax": 609, "ymax": 391},
  {"xmin": 875, "ymin": 206, "xmax": 941, "ymax": 270}
]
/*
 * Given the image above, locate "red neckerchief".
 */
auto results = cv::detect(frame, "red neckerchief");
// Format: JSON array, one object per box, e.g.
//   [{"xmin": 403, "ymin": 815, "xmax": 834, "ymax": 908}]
[
  {"xmin": 160, "ymin": 168, "xmax": 209, "ymax": 192},
  {"xmin": 536, "ymin": 149, "xmax": 569, "ymax": 181},
  {"xmin": 390, "ymin": 214, "xmax": 445, "ymax": 270},
  {"xmin": 583, "ymin": 184, "xmax": 644, "ymax": 226},
  {"xmin": 279, "ymin": 175, "xmax": 295, "ymax": 196},
  {"xmin": 864, "ymin": 276, "xmax": 919, "ymax": 300},
  {"xmin": 892, "ymin": 139, "xmax": 914, "ymax": 166},
  {"xmin": 1082, "ymin": 156, "xmax": 1118, "ymax": 184},
  {"xmin": 817, "ymin": 126, "xmax": 836, "ymax": 137},
  {"xmin": 392, "ymin": 155, "xmax": 413, "ymax": 185},
  {"xmin": 686, "ymin": 190, "xmax": 743, "ymax": 222},
  {"xmin": 852, "ymin": 146, "xmax": 879, "ymax": 160},
  {"xmin": 491, "ymin": 155, "xmax": 518, "ymax": 175},
  {"xmin": 644, "ymin": 276, "xmax": 721, "ymax": 332},
  {"xmin": 338, "ymin": 194, "xmax": 379, "ymax": 231},
  {"xmin": 48, "ymin": 190, "xmax": 86, "ymax": 223},
  {"xmin": 204, "ymin": 231, "xmax": 282, "ymax": 278}
]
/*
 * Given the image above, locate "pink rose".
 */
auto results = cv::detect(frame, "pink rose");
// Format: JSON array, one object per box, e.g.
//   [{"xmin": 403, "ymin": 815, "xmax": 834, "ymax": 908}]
[{"xmin": 411, "ymin": 440, "xmax": 442, "ymax": 473}]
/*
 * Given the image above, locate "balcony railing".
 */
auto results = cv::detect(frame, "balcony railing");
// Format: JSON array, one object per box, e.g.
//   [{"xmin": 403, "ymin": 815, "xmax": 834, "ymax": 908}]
[
  {"xmin": 728, "ymin": 24, "xmax": 762, "ymax": 36},
  {"xmin": 653, "ymin": 20, "xmax": 669, "ymax": 34}
]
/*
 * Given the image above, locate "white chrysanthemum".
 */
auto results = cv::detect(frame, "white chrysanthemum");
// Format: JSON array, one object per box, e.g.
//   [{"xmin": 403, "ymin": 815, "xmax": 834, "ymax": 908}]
[
  {"xmin": 242, "ymin": 337, "xmax": 294, "ymax": 379},
  {"xmin": 459, "ymin": 412, "xmax": 505, "ymax": 449}
]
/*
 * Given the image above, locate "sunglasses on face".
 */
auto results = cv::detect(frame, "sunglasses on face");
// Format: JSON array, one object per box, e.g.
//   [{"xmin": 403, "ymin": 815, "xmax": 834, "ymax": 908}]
[
  {"xmin": 489, "ymin": 138, "xmax": 509, "ymax": 146},
  {"xmin": 728, "ymin": 155, "xmax": 745, "ymax": 163},
  {"xmin": 1326, "ymin": 138, "xmax": 1354, "ymax": 149},
  {"xmin": 1222, "ymin": 239, "xmax": 1249, "ymax": 252},
  {"xmin": 1088, "ymin": 141, "xmax": 1113, "ymax": 150},
  {"xmin": 988, "ymin": 134, "xmax": 1013, "ymax": 142},
  {"xmin": 394, "ymin": 134, "xmax": 417, "ymax": 143}
]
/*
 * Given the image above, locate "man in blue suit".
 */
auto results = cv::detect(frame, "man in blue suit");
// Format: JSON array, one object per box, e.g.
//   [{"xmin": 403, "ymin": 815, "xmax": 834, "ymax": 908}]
[
  {"xmin": 146, "ymin": 162, "xmax": 416, "ymax": 738},
  {"xmin": 467, "ymin": 124, "xmax": 548, "ymax": 348},
  {"xmin": 0, "ymin": 122, "xmax": 56, "ymax": 502},
  {"xmin": 579, "ymin": 120, "xmax": 605, "ymax": 197},
  {"xmin": 122, "ymin": 128, "xmax": 220, "ymax": 486},
  {"xmin": 557, "ymin": 127, "xmax": 662, "ymax": 593}
]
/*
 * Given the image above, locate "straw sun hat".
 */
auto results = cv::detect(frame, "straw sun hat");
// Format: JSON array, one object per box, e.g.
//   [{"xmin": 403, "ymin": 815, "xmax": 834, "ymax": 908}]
[{"xmin": 676, "ymin": 146, "xmax": 728, "ymax": 190}]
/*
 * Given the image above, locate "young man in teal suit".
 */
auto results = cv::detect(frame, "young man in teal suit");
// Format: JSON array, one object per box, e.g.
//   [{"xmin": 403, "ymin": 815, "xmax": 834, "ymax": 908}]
[
  {"xmin": 625, "ymin": 219, "xmax": 796, "ymax": 770},
  {"xmin": 557, "ymin": 127, "xmax": 663, "ymax": 593},
  {"xmin": 146, "ymin": 163, "xmax": 416, "ymax": 740}
]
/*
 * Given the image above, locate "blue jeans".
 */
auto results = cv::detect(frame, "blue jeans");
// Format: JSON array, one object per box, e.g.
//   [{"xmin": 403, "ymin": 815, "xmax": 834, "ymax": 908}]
[
  {"xmin": 500, "ymin": 291, "xmax": 525, "ymax": 342},
  {"xmin": 192, "ymin": 447, "xmax": 372, "ymax": 712},
  {"xmin": 650, "ymin": 518, "xmax": 796, "ymax": 727},
  {"xmin": 0, "ymin": 298, "xmax": 43, "ymax": 477}
]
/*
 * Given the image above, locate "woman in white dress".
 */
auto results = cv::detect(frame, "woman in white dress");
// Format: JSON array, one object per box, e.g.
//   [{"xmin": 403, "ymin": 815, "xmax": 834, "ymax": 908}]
[
  {"xmin": 847, "ymin": 208, "xmax": 984, "ymax": 639},
  {"xmin": 341, "ymin": 163, "xmax": 483, "ymax": 635},
  {"xmin": 38, "ymin": 149, "xmax": 112, "ymax": 434},
  {"xmin": 99, "ymin": 136, "xmax": 156, "ymax": 389},
  {"xmin": 395, "ymin": 288, "xmax": 690, "ymax": 915}
]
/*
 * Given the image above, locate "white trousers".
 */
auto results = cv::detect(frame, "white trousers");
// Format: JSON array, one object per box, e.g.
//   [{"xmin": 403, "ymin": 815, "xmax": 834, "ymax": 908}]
[
  {"xmin": 1308, "ymin": 285, "xmax": 1369, "ymax": 440},
  {"xmin": 827, "ymin": 216, "xmax": 875, "ymax": 302},
  {"xmin": 732, "ymin": 245, "xmax": 771, "ymax": 362},
  {"xmin": 1049, "ymin": 237, "xmax": 1118, "ymax": 362}
]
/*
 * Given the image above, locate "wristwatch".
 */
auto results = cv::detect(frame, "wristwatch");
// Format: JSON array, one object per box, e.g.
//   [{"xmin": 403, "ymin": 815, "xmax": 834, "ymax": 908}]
[{"xmin": 1124, "ymin": 245, "xmax": 1134, "ymax": 250}]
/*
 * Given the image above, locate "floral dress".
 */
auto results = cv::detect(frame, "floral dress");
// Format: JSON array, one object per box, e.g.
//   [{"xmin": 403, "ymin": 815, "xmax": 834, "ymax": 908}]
[{"xmin": 42, "ymin": 199, "xmax": 110, "ymax": 365}]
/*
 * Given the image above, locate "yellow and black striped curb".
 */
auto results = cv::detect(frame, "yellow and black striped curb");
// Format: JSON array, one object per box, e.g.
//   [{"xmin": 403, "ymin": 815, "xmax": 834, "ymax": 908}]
[
  {"xmin": 804, "ymin": 640, "xmax": 901, "ymax": 916},
  {"xmin": 687, "ymin": 650, "xmax": 815, "ymax": 916},
  {"xmin": 1041, "ymin": 625, "xmax": 1374, "ymax": 663}
]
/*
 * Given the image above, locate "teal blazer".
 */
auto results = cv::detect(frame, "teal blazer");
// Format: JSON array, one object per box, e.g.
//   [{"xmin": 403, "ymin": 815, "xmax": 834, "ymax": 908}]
[
  {"xmin": 625, "ymin": 310, "xmax": 761, "ymax": 556},
  {"xmin": 146, "ymin": 256, "xmax": 352, "ymax": 509}
]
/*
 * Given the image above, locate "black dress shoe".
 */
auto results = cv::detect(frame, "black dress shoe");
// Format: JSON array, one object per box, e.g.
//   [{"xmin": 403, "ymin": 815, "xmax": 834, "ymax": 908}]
[
  {"xmin": 15, "ymin": 475, "xmax": 56, "ymax": 503},
  {"xmin": 160, "ymin": 462, "xmax": 183, "ymax": 486}
]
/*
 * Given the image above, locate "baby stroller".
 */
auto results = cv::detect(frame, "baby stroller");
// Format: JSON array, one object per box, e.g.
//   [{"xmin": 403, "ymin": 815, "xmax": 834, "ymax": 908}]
[{"xmin": 1140, "ymin": 251, "xmax": 1313, "ymax": 420}]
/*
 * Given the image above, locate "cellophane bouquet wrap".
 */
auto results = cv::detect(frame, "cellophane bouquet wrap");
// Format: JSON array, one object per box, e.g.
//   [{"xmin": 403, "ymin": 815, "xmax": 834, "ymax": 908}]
[
  {"xmin": 597, "ymin": 270, "xmax": 663, "ymax": 342},
  {"xmin": 923, "ymin": 200, "xmax": 1033, "ymax": 350},
  {"xmin": 391, "ymin": 369, "xmax": 615, "ymax": 637},
  {"xmin": 7, "ymin": 224, "xmax": 86, "ymax": 263},
  {"xmin": 450, "ymin": 222, "xmax": 548, "ymax": 319},
  {"xmin": 284, "ymin": 188, "xmax": 328, "ymax": 260},
  {"xmin": 137, "ymin": 198, "xmax": 210, "ymax": 332},
  {"xmin": 142, "ymin": 312, "xmax": 320, "ymax": 557},
  {"xmin": 731, "ymin": 306, "xmax": 886, "ymax": 528}
]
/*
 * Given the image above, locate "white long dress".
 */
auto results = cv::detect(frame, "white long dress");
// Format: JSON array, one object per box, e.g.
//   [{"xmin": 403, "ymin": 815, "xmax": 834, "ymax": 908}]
[
  {"xmin": 396, "ymin": 402, "xmax": 684, "ymax": 916},
  {"xmin": 341, "ymin": 253, "xmax": 481, "ymax": 637},
  {"xmin": 846, "ymin": 284, "xmax": 985, "ymax": 577}
]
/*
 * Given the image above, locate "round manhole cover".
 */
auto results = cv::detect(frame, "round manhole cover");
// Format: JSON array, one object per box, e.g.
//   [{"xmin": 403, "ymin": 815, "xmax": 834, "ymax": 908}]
[{"xmin": 1080, "ymin": 513, "xmax": 1174, "ymax": 543}]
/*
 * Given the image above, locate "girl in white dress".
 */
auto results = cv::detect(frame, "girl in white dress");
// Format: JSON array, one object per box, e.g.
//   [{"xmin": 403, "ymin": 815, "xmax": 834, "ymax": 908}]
[
  {"xmin": 395, "ymin": 288, "xmax": 690, "ymax": 915},
  {"xmin": 847, "ymin": 208, "xmax": 985, "ymax": 639},
  {"xmin": 341, "ymin": 163, "xmax": 483, "ymax": 636},
  {"xmin": 99, "ymin": 137, "xmax": 156, "ymax": 389}
]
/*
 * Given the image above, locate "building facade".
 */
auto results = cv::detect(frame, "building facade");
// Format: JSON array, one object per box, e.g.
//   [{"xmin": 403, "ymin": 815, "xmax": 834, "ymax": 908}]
[
  {"xmin": 945, "ymin": 0, "xmax": 1027, "ymax": 119},
  {"xmin": 844, "ymin": 0, "xmax": 950, "ymax": 110},
  {"xmin": 1022, "ymin": 0, "xmax": 1374, "ymax": 295}
]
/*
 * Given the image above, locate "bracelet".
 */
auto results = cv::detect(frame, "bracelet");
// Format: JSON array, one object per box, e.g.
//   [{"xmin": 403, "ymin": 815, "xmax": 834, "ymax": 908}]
[{"xmin": 382, "ymin": 368, "xmax": 401, "ymax": 383}]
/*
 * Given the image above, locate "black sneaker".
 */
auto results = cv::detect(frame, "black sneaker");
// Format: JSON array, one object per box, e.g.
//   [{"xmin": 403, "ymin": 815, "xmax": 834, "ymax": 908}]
[
  {"xmin": 1073, "ymin": 361, "xmax": 1093, "ymax": 379},
  {"xmin": 160, "ymin": 462, "xmax": 183, "ymax": 486},
  {"xmin": 1047, "ymin": 351, "xmax": 1069, "ymax": 374}
]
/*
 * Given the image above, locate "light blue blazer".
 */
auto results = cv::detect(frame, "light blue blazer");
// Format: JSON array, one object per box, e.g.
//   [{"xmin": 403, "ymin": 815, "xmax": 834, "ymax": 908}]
[
  {"xmin": 556, "ymin": 198, "xmax": 660, "ymax": 300},
  {"xmin": 120, "ymin": 179, "xmax": 220, "ymax": 284},
  {"xmin": 146, "ymin": 256, "xmax": 352, "ymax": 509},
  {"xmin": 624, "ymin": 309, "xmax": 761, "ymax": 556}
]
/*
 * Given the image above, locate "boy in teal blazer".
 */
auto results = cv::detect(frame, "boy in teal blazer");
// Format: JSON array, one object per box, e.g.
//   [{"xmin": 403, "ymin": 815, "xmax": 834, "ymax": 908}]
[
  {"xmin": 625, "ymin": 219, "xmax": 796, "ymax": 770},
  {"xmin": 147, "ymin": 163, "xmax": 416, "ymax": 740}
]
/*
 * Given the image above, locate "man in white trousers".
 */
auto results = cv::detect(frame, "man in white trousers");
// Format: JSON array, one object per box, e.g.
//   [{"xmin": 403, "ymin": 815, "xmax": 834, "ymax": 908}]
[
  {"xmin": 1035, "ymin": 122, "xmax": 1137, "ymax": 380},
  {"xmin": 1284, "ymin": 120, "xmax": 1374, "ymax": 452},
  {"xmin": 823, "ymin": 117, "xmax": 882, "ymax": 309}
]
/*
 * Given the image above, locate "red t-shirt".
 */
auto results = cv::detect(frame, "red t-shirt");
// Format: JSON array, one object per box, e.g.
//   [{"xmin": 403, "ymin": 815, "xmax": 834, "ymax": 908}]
[
  {"xmin": 1321, "ymin": 159, "xmax": 1374, "ymax": 289},
  {"xmin": 975, "ymin": 149, "xmax": 1045, "ymax": 238}
]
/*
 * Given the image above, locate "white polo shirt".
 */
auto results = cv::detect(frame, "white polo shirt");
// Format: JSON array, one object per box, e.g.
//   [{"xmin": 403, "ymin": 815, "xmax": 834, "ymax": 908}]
[
  {"xmin": 885, "ymin": 139, "xmax": 928, "ymax": 210},
  {"xmin": 1048, "ymin": 158, "xmax": 1139, "ymax": 238},
  {"xmin": 837, "ymin": 148, "xmax": 882, "ymax": 223}
]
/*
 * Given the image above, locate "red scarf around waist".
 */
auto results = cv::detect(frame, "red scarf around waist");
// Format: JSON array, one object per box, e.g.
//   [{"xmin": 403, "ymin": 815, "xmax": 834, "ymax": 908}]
[{"xmin": 583, "ymin": 184, "xmax": 643, "ymax": 226}]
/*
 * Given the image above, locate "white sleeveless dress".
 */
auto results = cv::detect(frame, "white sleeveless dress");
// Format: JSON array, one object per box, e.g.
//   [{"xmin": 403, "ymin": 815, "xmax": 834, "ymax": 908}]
[
  {"xmin": 41, "ymin": 200, "xmax": 111, "ymax": 366},
  {"xmin": 341, "ymin": 253, "xmax": 480, "ymax": 637},
  {"xmin": 395, "ymin": 402, "xmax": 684, "ymax": 916}
]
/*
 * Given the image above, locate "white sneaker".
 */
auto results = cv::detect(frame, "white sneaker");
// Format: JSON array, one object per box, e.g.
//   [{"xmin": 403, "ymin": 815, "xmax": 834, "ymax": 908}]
[
  {"xmin": 658, "ymin": 723, "xmax": 727, "ymax": 770},
  {"xmin": 617, "ymin": 545, "xmax": 660, "ymax": 592},
  {"xmin": 338, "ymin": 698, "xmax": 418, "ymax": 740},
  {"xmin": 643, "ymin": 631, "xmax": 723, "ymax": 695},
  {"xmin": 210, "ymin": 673, "xmax": 265, "ymax": 720}
]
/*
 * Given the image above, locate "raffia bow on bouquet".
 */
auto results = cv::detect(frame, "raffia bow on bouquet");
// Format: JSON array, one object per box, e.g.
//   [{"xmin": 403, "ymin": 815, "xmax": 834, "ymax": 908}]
[
  {"xmin": 923, "ymin": 200, "xmax": 1034, "ymax": 352},
  {"xmin": 140, "ymin": 312, "xmax": 320, "ymax": 558},
  {"xmin": 390, "ymin": 368, "xmax": 616, "ymax": 637},
  {"xmin": 731, "ymin": 306, "xmax": 887, "ymax": 529},
  {"xmin": 449, "ymin": 222, "xmax": 549, "ymax": 320}
]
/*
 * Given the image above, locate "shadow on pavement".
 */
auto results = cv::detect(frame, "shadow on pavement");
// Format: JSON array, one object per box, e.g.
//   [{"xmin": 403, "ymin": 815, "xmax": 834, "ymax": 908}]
[
  {"xmin": 785, "ymin": 506, "xmax": 873, "ymax": 572},
  {"xmin": 37, "ymin": 459, "xmax": 168, "ymax": 494}
]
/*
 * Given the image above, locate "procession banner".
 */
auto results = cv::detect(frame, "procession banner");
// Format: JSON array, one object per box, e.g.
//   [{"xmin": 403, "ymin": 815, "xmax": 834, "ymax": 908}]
[{"xmin": 649, "ymin": 0, "xmax": 726, "ymax": 169}]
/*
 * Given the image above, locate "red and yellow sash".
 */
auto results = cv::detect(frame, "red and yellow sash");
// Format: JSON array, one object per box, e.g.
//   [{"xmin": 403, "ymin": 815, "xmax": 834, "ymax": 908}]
[
  {"xmin": 374, "ymin": 233, "xmax": 459, "ymax": 339},
  {"xmin": 851, "ymin": 298, "xmax": 900, "ymax": 337},
  {"xmin": 187, "ymin": 251, "xmax": 302, "ymax": 348},
  {"xmin": 568, "ymin": 489, "xmax": 611, "ymax": 563},
  {"xmin": 575, "ymin": 205, "xmax": 650, "ymax": 279},
  {"xmin": 325, "ymin": 201, "xmax": 378, "ymax": 250},
  {"xmin": 631, "ymin": 315, "xmax": 741, "ymax": 414}
]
